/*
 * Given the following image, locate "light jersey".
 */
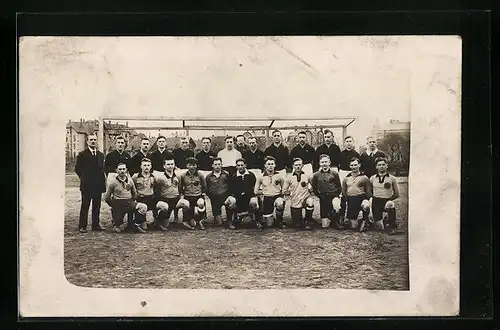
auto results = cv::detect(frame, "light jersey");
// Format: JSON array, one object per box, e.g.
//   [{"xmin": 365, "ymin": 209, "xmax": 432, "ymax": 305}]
[
  {"xmin": 155, "ymin": 171, "xmax": 181, "ymax": 199},
  {"xmin": 343, "ymin": 172, "xmax": 371, "ymax": 197},
  {"xmin": 258, "ymin": 171, "xmax": 285, "ymax": 197},
  {"xmin": 217, "ymin": 148, "xmax": 242, "ymax": 167},
  {"xmin": 131, "ymin": 172, "xmax": 155, "ymax": 197},
  {"xmin": 284, "ymin": 171, "xmax": 312, "ymax": 208},
  {"xmin": 370, "ymin": 173, "xmax": 399, "ymax": 199}
]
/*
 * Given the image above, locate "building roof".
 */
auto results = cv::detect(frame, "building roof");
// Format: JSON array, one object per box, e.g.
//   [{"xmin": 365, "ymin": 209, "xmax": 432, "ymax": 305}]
[
  {"xmin": 66, "ymin": 121, "xmax": 98, "ymax": 134},
  {"xmin": 66, "ymin": 119, "xmax": 138, "ymax": 136}
]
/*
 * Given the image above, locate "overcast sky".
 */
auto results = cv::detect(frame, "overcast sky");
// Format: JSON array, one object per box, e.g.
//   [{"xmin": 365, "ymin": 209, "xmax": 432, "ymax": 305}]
[{"xmin": 20, "ymin": 36, "xmax": 461, "ymax": 144}]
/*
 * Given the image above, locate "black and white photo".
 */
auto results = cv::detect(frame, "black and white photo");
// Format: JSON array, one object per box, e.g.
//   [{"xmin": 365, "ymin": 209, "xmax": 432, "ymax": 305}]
[{"xmin": 19, "ymin": 35, "xmax": 461, "ymax": 317}]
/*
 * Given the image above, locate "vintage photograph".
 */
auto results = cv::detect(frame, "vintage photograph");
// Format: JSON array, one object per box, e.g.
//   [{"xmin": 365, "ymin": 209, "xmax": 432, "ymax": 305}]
[
  {"xmin": 20, "ymin": 35, "xmax": 461, "ymax": 316},
  {"xmin": 62, "ymin": 36, "xmax": 410, "ymax": 290}
]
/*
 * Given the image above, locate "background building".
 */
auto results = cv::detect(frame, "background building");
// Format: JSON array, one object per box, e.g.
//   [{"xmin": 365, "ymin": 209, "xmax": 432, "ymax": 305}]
[
  {"xmin": 66, "ymin": 118, "xmax": 138, "ymax": 159},
  {"xmin": 372, "ymin": 119, "xmax": 411, "ymax": 176}
]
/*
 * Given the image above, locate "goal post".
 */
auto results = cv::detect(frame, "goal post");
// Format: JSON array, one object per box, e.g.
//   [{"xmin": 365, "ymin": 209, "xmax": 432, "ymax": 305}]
[{"xmin": 98, "ymin": 116, "xmax": 357, "ymax": 153}]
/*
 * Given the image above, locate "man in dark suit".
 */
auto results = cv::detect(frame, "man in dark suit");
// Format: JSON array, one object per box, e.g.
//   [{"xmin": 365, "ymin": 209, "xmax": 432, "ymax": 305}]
[{"xmin": 74, "ymin": 133, "xmax": 107, "ymax": 233}]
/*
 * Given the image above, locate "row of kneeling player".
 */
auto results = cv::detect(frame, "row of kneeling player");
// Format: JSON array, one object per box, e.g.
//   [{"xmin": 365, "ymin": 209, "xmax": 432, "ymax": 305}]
[{"xmin": 103, "ymin": 153, "xmax": 400, "ymax": 234}]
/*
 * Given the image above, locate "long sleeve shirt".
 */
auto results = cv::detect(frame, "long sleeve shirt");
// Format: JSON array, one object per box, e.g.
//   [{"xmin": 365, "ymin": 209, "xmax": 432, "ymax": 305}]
[
  {"xmin": 195, "ymin": 150, "xmax": 217, "ymax": 171},
  {"xmin": 370, "ymin": 173, "xmax": 400, "ymax": 200},
  {"xmin": 311, "ymin": 169, "xmax": 342, "ymax": 196},
  {"xmin": 359, "ymin": 150, "xmax": 386, "ymax": 178},
  {"xmin": 264, "ymin": 143, "xmax": 290, "ymax": 171},
  {"xmin": 131, "ymin": 172, "xmax": 155, "ymax": 197},
  {"xmin": 205, "ymin": 171, "xmax": 231, "ymax": 197},
  {"xmin": 229, "ymin": 170, "xmax": 256, "ymax": 198},
  {"xmin": 283, "ymin": 171, "xmax": 313, "ymax": 208},
  {"xmin": 179, "ymin": 170, "xmax": 207, "ymax": 197},
  {"xmin": 129, "ymin": 150, "xmax": 149, "ymax": 175},
  {"xmin": 104, "ymin": 150, "xmax": 131, "ymax": 175},
  {"xmin": 290, "ymin": 144, "xmax": 316, "ymax": 165},
  {"xmin": 314, "ymin": 143, "xmax": 341, "ymax": 171},
  {"xmin": 104, "ymin": 176, "xmax": 137, "ymax": 203},
  {"xmin": 217, "ymin": 148, "xmax": 242, "ymax": 167},
  {"xmin": 342, "ymin": 172, "xmax": 372, "ymax": 198},
  {"xmin": 339, "ymin": 149, "xmax": 361, "ymax": 171},
  {"xmin": 173, "ymin": 148, "xmax": 195, "ymax": 170},
  {"xmin": 148, "ymin": 149, "xmax": 174, "ymax": 172},
  {"xmin": 254, "ymin": 171, "xmax": 285, "ymax": 197},
  {"xmin": 154, "ymin": 171, "xmax": 181, "ymax": 199},
  {"xmin": 242, "ymin": 149, "xmax": 265, "ymax": 170}
]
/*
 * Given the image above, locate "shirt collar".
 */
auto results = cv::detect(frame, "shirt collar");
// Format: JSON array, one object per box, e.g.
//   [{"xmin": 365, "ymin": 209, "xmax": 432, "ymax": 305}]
[
  {"xmin": 138, "ymin": 172, "xmax": 152, "ymax": 178},
  {"xmin": 376, "ymin": 172, "xmax": 389, "ymax": 179},
  {"xmin": 264, "ymin": 171, "xmax": 276, "ymax": 177},
  {"xmin": 164, "ymin": 170, "xmax": 175, "ymax": 178},
  {"xmin": 368, "ymin": 148, "xmax": 379, "ymax": 155},
  {"xmin": 236, "ymin": 169, "xmax": 250, "ymax": 177},
  {"xmin": 88, "ymin": 147, "xmax": 97, "ymax": 154},
  {"xmin": 293, "ymin": 170, "xmax": 305, "ymax": 176},
  {"xmin": 212, "ymin": 171, "xmax": 222, "ymax": 177},
  {"xmin": 116, "ymin": 175, "xmax": 128, "ymax": 183}
]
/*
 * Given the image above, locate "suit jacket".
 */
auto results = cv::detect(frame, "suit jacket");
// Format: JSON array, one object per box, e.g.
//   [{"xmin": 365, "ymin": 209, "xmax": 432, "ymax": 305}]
[{"xmin": 75, "ymin": 148, "xmax": 106, "ymax": 194}]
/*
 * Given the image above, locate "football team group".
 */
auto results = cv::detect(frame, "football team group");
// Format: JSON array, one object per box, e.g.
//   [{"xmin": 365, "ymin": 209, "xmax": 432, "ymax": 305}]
[{"xmin": 74, "ymin": 129, "xmax": 400, "ymax": 235}]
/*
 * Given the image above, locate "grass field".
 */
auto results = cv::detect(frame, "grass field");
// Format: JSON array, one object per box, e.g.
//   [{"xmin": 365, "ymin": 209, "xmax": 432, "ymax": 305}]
[{"xmin": 64, "ymin": 173, "xmax": 409, "ymax": 290}]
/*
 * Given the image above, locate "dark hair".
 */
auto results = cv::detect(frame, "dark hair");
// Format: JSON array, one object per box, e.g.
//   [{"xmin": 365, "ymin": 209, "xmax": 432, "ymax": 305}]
[
  {"xmin": 141, "ymin": 158, "xmax": 151, "ymax": 164},
  {"xmin": 236, "ymin": 134, "xmax": 245, "ymax": 140},
  {"xmin": 264, "ymin": 156, "xmax": 276, "ymax": 163},
  {"xmin": 293, "ymin": 157, "xmax": 303, "ymax": 163},
  {"xmin": 323, "ymin": 129, "xmax": 334, "ymax": 136},
  {"xmin": 116, "ymin": 162, "xmax": 127, "ymax": 169},
  {"xmin": 225, "ymin": 136, "xmax": 234, "ymax": 142},
  {"xmin": 163, "ymin": 155, "xmax": 175, "ymax": 164},
  {"xmin": 297, "ymin": 131, "xmax": 307, "ymax": 136},
  {"xmin": 212, "ymin": 157, "xmax": 222, "ymax": 164},
  {"xmin": 156, "ymin": 135, "xmax": 166, "ymax": 142},
  {"xmin": 235, "ymin": 158, "xmax": 246, "ymax": 165},
  {"xmin": 350, "ymin": 157, "xmax": 361, "ymax": 164},
  {"xmin": 344, "ymin": 135, "xmax": 354, "ymax": 141},
  {"xmin": 116, "ymin": 136, "xmax": 125, "ymax": 141},
  {"xmin": 272, "ymin": 129, "xmax": 281, "ymax": 136},
  {"xmin": 202, "ymin": 137, "xmax": 212, "ymax": 143},
  {"xmin": 375, "ymin": 157, "xmax": 388, "ymax": 165},
  {"xmin": 141, "ymin": 137, "xmax": 150, "ymax": 143},
  {"xmin": 186, "ymin": 157, "xmax": 198, "ymax": 165}
]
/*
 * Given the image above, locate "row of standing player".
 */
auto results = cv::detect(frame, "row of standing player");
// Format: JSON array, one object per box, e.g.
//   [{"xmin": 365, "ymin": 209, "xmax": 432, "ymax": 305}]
[
  {"xmin": 104, "ymin": 129, "xmax": 386, "ymax": 182},
  {"xmin": 103, "ymin": 152, "xmax": 399, "ymax": 234}
]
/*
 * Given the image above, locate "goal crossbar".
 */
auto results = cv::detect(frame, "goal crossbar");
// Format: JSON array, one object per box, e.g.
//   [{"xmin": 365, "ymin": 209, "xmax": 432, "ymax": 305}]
[{"xmin": 98, "ymin": 116, "xmax": 357, "ymax": 152}]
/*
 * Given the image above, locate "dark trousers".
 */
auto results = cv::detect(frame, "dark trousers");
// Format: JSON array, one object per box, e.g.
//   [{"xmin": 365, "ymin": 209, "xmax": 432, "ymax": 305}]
[
  {"xmin": 79, "ymin": 192, "xmax": 102, "ymax": 229},
  {"xmin": 340, "ymin": 195, "xmax": 347, "ymax": 218}
]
